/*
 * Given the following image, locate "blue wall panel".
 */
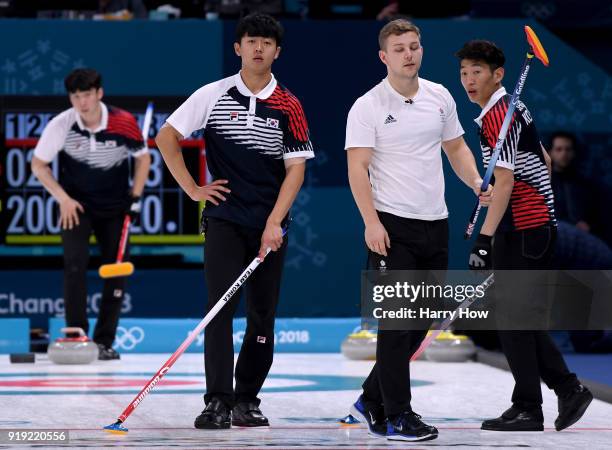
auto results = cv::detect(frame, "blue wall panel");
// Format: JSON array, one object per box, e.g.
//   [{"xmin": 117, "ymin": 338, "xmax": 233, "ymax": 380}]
[{"xmin": 0, "ymin": 20, "xmax": 223, "ymax": 95}]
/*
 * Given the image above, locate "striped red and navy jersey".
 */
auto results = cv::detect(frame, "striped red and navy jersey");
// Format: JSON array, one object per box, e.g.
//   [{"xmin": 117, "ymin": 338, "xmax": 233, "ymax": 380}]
[
  {"xmin": 475, "ymin": 87, "xmax": 556, "ymax": 232},
  {"xmin": 33, "ymin": 103, "xmax": 147, "ymax": 215},
  {"xmin": 166, "ymin": 72, "xmax": 314, "ymax": 229}
]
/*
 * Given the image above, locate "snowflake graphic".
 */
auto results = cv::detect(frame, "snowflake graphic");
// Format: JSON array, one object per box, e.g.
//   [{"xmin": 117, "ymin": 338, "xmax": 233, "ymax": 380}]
[
  {"xmin": 37, "ymin": 40, "xmax": 51, "ymax": 54},
  {"xmin": 1, "ymin": 59, "xmax": 17, "ymax": 74},
  {"xmin": 1, "ymin": 41, "xmax": 84, "ymax": 94}
]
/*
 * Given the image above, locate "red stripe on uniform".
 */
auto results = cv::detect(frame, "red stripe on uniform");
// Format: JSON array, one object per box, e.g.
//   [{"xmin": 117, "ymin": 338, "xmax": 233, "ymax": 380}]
[
  {"xmin": 106, "ymin": 108, "xmax": 143, "ymax": 141},
  {"xmin": 260, "ymin": 86, "xmax": 309, "ymax": 142},
  {"xmin": 482, "ymin": 98, "xmax": 517, "ymax": 150},
  {"xmin": 511, "ymin": 180, "xmax": 551, "ymax": 230}
]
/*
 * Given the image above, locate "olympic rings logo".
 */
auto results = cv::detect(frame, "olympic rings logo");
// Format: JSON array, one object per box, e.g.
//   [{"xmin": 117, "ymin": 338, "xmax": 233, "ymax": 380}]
[
  {"xmin": 521, "ymin": 2, "xmax": 556, "ymax": 19},
  {"xmin": 113, "ymin": 326, "xmax": 145, "ymax": 350}
]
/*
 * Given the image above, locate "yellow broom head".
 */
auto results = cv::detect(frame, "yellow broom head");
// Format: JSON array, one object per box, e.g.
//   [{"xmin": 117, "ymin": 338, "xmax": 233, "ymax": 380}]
[{"xmin": 99, "ymin": 262, "xmax": 134, "ymax": 279}]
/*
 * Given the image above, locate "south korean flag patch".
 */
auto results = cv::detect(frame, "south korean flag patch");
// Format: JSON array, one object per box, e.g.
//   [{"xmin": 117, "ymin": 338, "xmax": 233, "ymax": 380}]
[{"xmin": 266, "ymin": 117, "xmax": 279, "ymax": 129}]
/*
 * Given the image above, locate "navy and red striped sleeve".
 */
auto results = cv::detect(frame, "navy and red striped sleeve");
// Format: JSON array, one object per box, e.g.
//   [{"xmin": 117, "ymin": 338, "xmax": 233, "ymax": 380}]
[
  {"xmin": 106, "ymin": 107, "xmax": 146, "ymax": 152},
  {"xmin": 481, "ymin": 97, "xmax": 521, "ymax": 170},
  {"xmin": 262, "ymin": 85, "xmax": 314, "ymax": 157}
]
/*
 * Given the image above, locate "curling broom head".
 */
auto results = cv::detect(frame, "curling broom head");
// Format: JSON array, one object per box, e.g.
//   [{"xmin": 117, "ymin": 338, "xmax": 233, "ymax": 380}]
[
  {"xmin": 524, "ymin": 25, "xmax": 549, "ymax": 66},
  {"xmin": 103, "ymin": 421, "xmax": 128, "ymax": 434},
  {"xmin": 338, "ymin": 414, "xmax": 360, "ymax": 427},
  {"xmin": 99, "ymin": 262, "xmax": 134, "ymax": 279}
]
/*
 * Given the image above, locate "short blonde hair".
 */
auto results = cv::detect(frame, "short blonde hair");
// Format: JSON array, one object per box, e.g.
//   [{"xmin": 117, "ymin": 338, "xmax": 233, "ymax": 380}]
[{"xmin": 378, "ymin": 19, "xmax": 421, "ymax": 50}]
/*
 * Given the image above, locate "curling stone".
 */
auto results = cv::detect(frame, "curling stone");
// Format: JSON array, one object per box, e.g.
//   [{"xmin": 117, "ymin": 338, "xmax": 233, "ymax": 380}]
[
  {"xmin": 341, "ymin": 329, "xmax": 377, "ymax": 360},
  {"xmin": 48, "ymin": 327, "xmax": 99, "ymax": 364},
  {"xmin": 424, "ymin": 331, "xmax": 476, "ymax": 362}
]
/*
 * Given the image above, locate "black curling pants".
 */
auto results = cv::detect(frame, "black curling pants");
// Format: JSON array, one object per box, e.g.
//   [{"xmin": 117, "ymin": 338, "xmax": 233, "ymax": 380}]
[
  {"xmin": 494, "ymin": 226, "xmax": 579, "ymax": 410},
  {"xmin": 61, "ymin": 210, "xmax": 127, "ymax": 348},
  {"xmin": 361, "ymin": 212, "xmax": 449, "ymax": 417},
  {"xmin": 203, "ymin": 217, "xmax": 287, "ymax": 408}
]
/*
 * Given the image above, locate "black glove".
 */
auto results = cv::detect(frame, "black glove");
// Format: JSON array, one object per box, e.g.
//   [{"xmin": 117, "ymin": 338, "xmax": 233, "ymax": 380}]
[
  {"xmin": 127, "ymin": 195, "xmax": 142, "ymax": 225},
  {"xmin": 469, "ymin": 234, "xmax": 492, "ymax": 270}
]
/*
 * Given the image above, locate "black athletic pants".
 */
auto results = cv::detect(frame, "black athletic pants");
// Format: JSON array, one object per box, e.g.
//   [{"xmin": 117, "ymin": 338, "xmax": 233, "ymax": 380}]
[
  {"xmin": 203, "ymin": 217, "xmax": 287, "ymax": 408},
  {"xmin": 494, "ymin": 225, "xmax": 579, "ymax": 410},
  {"xmin": 61, "ymin": 210, "xmax": 127, "ymax": 348},
  {"xmin": 361, "ymin": 211, "xmax": 449, "ymax": 417}
]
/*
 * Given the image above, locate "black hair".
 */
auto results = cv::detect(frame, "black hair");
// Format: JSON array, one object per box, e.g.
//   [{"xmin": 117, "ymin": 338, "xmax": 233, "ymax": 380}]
[
  {"xmin": 235, "ymin": 13, "xmax": 283, "ymax": 46},
  {"xmin": 455, "ymin": 40, "xmax": 506, "ymax": 72},
  {"xmin": 550, "ymin": 131, "xmax": 578, "ymax": 149},
  {"xmin": 64, "ymin": 68, "xmax": 102, "ymax": 93}
]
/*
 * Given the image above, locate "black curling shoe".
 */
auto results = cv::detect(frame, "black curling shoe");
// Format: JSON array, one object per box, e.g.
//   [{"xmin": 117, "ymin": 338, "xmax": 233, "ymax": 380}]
[
  {"xmin": 232, "ymin": 402, "xmax": 269, "ymax": 427},
  {"xmin": 481, "ymin": 406, "xmax": 544, "ymax": 431},
  {"xmin": 555, "ymin": 384, "xmax": 593, "ymax": 431},
  {"xmin": 386, "ymin": 411, "xmax": 438, "ymax": 441},
  {"xmin": 97, "ymin": 344, "xmax": 120, "ymax": 360},
  {"xmin": 194, "ymin": 398, "xmax": 231, "ymax": 429}
]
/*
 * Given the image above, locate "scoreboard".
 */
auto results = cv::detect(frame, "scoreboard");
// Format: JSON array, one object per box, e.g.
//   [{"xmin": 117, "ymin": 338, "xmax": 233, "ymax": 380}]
[{"xmin": 0, "ymin": 96, "xmax": 206, "ymax": 245}]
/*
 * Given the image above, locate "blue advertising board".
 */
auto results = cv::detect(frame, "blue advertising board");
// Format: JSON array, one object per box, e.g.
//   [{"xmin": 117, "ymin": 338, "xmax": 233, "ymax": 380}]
[
  {"xmin": 0, "ymin": 318, "xmax": 29, "ymax": 353},
  {"xmin": 49, "ymin": 317, "xmax": 360, "ymax": 353}
]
